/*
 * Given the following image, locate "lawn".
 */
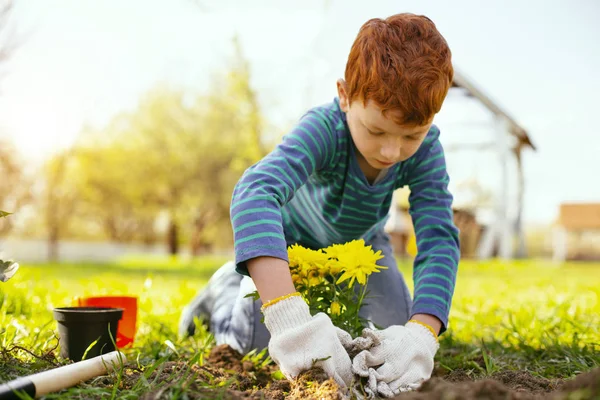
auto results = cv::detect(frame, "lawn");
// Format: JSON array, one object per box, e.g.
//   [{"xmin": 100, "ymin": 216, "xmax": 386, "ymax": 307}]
[{"xmin": 1, "ymin": 257, "xmax": 599, "ymax": 399}]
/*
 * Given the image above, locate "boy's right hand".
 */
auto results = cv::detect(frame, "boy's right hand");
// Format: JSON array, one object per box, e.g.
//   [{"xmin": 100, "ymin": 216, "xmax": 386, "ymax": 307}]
[{"xmin": 262, "ymin": 293, "xmax": 353, "ymax": 389}]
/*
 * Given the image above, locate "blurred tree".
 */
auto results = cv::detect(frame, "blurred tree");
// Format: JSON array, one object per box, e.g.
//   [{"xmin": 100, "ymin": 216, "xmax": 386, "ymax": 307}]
[
  {"xmin": 0, "ymin": 139, "xmax": 30, "ymax": 236},
  {"xmin": 41, "ymin": 150, "xmax": 80, "ymax": 262},
  {"xmin": 125, "ymin": 88, "xmax": 206, "ymax": 254},
  {"xmin": 455, "ymin": 178, "xmax": 495, "ymax": 211},
  {"xmin": 73, "ymin": 117, "xmax": 162, "ymax": 244},
  {"xmin": 0, "ymin": 2, "xmax": 29, "ymax": 236},
  {"xmin": 187, "ymin": 37, "xmax": 267, "ymax": 254},
  {"xmin": 60, "ymin": 39, "xmax": 268, "ymax": 255}
]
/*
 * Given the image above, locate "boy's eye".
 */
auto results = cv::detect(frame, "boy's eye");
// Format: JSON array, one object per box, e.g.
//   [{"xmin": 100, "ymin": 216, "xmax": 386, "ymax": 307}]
[{"xmin": 368, "ymin": 129, "xmax": 384, "ymax": 136}]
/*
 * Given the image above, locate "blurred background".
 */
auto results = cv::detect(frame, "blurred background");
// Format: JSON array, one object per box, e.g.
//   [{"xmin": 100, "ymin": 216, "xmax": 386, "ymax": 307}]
[{"xmin": 0, "ymin": 0, "xmax": 599, "ymax": 264}]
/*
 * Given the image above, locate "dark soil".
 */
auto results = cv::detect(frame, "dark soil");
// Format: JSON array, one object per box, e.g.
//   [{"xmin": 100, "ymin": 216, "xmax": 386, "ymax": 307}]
[
  {"xmin": 134, "ymin": 344, "xmax": 341, "ymax": 400},
  {"xmin": 127, "ymin": 344, "xmax": 599, "ymax": 400},
  {"xmin": 391, "ymin": 367, "xmax": 600, "ymax": 399}
]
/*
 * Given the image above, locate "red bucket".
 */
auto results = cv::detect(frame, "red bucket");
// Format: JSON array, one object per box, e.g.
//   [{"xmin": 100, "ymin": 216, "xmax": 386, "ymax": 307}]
[{"xmin": 75, "ymin": 296, "xmax": 138, "ymax": 348}]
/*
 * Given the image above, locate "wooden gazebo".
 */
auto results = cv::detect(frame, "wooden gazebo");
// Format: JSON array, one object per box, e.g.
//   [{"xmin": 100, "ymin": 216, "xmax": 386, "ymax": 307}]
[
  {"xmin": 449, "ymin": 69, "xmax": 536, "ymax": 259},
  {"xmin": 386, "ymin": 69, "xmax": 537, "ymax": 260}
]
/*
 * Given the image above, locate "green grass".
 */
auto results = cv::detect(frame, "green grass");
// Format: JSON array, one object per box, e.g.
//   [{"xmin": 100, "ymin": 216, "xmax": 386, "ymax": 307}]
[
  {"xmin": 427, "ymin": 259, "xmax": 600, "ymax": 379},
  {"xmin": 1, "ymin": 256, "xmax": 599, "ymax": 399}
]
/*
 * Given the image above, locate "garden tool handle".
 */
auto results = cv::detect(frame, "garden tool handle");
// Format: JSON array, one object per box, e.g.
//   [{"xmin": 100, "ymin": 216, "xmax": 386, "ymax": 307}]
[{"xmin": 0, "ymin": 351, "xmax": 126, "ymax": 399}]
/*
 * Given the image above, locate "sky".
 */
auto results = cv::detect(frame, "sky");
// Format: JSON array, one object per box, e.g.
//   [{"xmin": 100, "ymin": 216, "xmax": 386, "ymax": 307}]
[{"xmin": 0, "ymin": 0, "xmax": 598, "ymax": 225}]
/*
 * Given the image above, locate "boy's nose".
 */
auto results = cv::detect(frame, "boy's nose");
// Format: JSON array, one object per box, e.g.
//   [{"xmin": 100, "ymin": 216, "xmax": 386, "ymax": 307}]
[{"xmin": 380, "ymin": 144, "xmax": 401, "ymax": 162}]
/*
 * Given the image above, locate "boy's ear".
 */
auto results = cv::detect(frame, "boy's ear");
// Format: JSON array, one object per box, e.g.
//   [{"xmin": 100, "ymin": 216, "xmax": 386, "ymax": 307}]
[{"xmin": 336, "ymin": 79, "xmax": 350, "ymax": 112}]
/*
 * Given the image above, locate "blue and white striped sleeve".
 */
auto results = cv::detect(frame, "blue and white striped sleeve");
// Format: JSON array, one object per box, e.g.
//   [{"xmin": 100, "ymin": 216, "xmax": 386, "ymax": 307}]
[
  {"xmin": 230, "ymin": 111, "xmax": 336, "ymax": 275},
  {"xmin": 406, "ymin": 127, "xmax": 460, "ymax": 333}
]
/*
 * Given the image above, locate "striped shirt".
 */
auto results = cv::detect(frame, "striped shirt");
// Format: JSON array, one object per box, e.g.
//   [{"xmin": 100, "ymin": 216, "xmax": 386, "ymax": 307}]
[{"xmin": 230, "ymin": 98, "xmax": 460, "ymax": 329}]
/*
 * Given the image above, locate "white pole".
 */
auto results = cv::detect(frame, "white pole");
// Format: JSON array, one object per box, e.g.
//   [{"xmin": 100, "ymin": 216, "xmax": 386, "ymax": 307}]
[
  {"xmin": 0, "ymin": 351, "xmax": 126, "ymax": 399},
  {"xmin": 497, "ymin": 116, "xmax": 514, "ymax": 259},
  {"xmin": 552, "ymin": 226, "xmax": 568, "ymax": 263},
  {"xmin": 477, "ymin": 115, "xmax": 513, "ymax": 259}
]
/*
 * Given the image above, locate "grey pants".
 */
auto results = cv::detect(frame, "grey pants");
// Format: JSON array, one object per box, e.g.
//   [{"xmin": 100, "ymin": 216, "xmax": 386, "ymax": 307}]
[{"xmin": 180, "ymin": 231, "xmax": 413, "ymax": 355}]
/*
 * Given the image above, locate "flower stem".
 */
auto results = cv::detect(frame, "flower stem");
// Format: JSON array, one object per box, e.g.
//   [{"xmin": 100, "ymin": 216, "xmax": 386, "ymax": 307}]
[{"xmin": 353, "ymin": 278, "xmax": 369, "ymax": 335}]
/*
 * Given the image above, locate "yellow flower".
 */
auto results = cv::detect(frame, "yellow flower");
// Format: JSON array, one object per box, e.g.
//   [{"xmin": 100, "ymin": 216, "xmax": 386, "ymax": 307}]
[
  {"xmin": 307, "ymin": 273, "xmax": 322, "ymax": 286},
  {"xmin": 288, "ymin": 244, "xmax": 329, "ymax": 273},
  {"xmin": 324, "ymin": 243, "xmax": 346, "ymax": 260},
  {"xmin": 326, "ymin": 259, "xmax": 343, "ymax": 276},
  {"xmin": 335, "ymin": 239, "xmax": 387, "ymax": 288},
  {"xmin": 330, "ymin": 301, "xmax": 341, "ymax": 316},
  {"xmin": 291, "ymin": 272, "xmax": 303, "ymax": 285}
]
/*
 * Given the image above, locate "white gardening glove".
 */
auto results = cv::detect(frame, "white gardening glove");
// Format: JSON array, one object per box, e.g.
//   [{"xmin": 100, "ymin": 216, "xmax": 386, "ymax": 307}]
[
  {"xmin": 0, "ymin": 260, "xmax": 19, "ymax": 282},
  {"xmin": 352, "ymin": 321, "xmax": 439, "ymax": 398},
  {"xmin": 335, "ymin": 326, "xmax": 374, "ymax": 356},
  {"xmin": 263, "ymin": 294, "xmax": 354, "ymax": 389}
]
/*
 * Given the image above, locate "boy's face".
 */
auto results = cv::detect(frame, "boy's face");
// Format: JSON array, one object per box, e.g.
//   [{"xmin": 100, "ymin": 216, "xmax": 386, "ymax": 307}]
[{"xmin": 337, "ymin": 79, "xmax": 432, "ymax": 173}]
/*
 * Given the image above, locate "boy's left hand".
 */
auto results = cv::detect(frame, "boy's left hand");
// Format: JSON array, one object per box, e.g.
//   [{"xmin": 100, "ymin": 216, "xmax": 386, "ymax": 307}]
[{"xmin": 352, "ymin": 321, "xmax": 439, "ymax": 398}]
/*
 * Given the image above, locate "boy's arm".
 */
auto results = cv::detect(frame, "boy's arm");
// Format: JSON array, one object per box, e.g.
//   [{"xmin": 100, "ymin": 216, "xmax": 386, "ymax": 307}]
[
  {"xmin": 247, "ymin": 257, "xmax": 296, "ymax": 303},
  {"xmin": 230, "ymin": 110, "xmax": 336, "ymax": 303},
  {"xmin": 352, "ymin": 133, "xmax": 457, "ymax": 393},
  {"xmin": 231, "ymin": 111, "xmax": 354, "ymax": 388},
  {"xmin": 406, "ymin": 128, "xmax": 460, "ymax": 335}
]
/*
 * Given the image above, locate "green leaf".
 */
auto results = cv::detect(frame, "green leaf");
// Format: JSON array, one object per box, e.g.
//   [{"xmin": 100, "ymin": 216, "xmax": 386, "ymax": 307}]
[
  {"xmin": 271, "ymin": 370, "xmax": 286, "ymax": 380},
  {"xmin": 311, "ymin": 355, "xmax": 331, "ymax": 368},
  {"xmin": 243, "ymin": 290, "xmax": 260, "ymax": 301}
]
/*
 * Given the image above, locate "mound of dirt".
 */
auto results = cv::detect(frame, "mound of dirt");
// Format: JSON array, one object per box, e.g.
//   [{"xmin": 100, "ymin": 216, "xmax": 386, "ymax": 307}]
[
  {"xmin": 552, "ymin": 367, "xmax": 600, "ymax": 399},
  {"xmin": 128, "ymin": 345, "xmax": 599, "ymax": 400},
  {"xmin": 490, "ymin": 370, "xmax": 559, "ymax": 393},
  {"xmin": 134, "ymin": 344, "xmax": 339, "ymax": 400},
  {"xmin": 204, "ymin": 344, "xmax": 341, "ymax": 400},
  {"xmin": 391, "ymin": 368, "xmax": 600, "ymax": 400}
]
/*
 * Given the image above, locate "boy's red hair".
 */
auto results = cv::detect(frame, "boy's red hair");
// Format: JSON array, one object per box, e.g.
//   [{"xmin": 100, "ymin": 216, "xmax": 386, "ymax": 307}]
[{"xmin": 345, "ymin": 13, "xmax": 453, "ymax": 126}]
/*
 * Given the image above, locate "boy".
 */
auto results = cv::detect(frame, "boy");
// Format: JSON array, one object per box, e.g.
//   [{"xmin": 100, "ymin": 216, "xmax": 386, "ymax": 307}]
[{"xmin": 180, "ymin": 13, "xmax": 460, "ymax": 398}]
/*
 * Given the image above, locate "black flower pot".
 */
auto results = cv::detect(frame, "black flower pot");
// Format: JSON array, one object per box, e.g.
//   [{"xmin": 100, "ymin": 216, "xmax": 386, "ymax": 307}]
[{"xmin": 53, "ymin": 307, "xmax": 123, "ymax": 361}]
